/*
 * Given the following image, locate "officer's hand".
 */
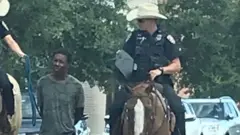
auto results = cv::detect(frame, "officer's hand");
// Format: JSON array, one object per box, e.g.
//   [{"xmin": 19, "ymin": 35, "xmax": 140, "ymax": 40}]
[
  {"xmin": 149, "ymin": 69, "xmax": 162, "ymax": 80},
  {"xmin": 18, "ymin": 52, "xmax": 26, "ymax": 58}
]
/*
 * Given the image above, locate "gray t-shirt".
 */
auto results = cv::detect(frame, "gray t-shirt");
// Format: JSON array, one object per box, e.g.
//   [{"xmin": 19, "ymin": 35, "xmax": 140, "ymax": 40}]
[{"xmin": 36, "ymin": 74, "xmax": 85, "ymax": 135}]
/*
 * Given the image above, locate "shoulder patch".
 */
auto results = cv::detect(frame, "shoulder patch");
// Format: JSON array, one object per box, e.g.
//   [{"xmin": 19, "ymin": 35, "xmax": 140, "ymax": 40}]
[
  {"xmin": 1, "ymin": 21, "xmax": 9, "ymax": 31},
  {"xmin": 167, "ymin": 35, "xmax": 176, "ymax": 44}
]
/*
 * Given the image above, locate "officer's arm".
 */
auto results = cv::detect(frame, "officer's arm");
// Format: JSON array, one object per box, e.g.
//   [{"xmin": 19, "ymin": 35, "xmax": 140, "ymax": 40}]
[
  {"xmin": 162, "ymin": 35, "xmax": 182, "ymax": 74},
  {"xmin": 4, "ymin": 35, "xmax": 25, "ymax": 57},
  {"xmin": 0, "ymin": 21, "xmax": 25, "ymax": 57},
  {"xmin": 74, "ymin": 83, "xmax": 85, "ymax": 124},
  {"xmin": 36, "ymin": 79, "xmax": 43, "ymax": 117},
  {"xmin": 123, "ymin": 32, "xmax": 136, "ymax": 57}
]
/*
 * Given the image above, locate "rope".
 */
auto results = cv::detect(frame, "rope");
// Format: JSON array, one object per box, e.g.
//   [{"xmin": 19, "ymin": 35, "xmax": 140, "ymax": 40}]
[{"xmin": 24, "ymin": 55, "xmax": 40, "ymax": 126}]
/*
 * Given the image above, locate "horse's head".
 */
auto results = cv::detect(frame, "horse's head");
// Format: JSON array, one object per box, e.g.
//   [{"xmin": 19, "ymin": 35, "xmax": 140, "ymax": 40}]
[
  {"xmin": 128, "ymin": 80, "xmax": 164, "ymax": 96},
  {"xmin": 127, "ymin": 81, "xmax": 154, "ymax": 97}
]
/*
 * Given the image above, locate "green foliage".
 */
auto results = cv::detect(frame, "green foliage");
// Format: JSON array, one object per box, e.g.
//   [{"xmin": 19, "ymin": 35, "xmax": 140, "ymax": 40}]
[
  {"xmin": 3, "ymin": 0, "xmax": 129, "ymax": 91},
  {"xmin": 2, "ymin": 0, "xmax": 240, "ymax": 100},
  {"xmin": 165, "ymin": 0, "xmax": 240, "ymax": 99}
]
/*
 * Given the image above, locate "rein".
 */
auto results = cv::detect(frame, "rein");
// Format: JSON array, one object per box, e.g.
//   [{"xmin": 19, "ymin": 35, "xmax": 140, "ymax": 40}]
[{"xmin": 24, "ymin": 55, "xmax": 40, "ymax": 126}]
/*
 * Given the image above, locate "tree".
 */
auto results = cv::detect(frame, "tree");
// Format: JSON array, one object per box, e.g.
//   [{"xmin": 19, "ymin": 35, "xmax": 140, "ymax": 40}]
[
  {"xmin": 3, "ymin": 0, "xmax": 129, "ymax": 91},
  {"xmin": 164, "ymin": 0, "xmax": 240, "ymax": 99}
]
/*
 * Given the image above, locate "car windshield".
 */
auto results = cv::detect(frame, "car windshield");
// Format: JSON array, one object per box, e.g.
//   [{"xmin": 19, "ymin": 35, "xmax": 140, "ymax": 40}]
[
  {"xmin": 190, "ymin": 102, "xmax": 225, "ymax": 120},
  {"xmin": 22, "ymin": 94, "xmax": 41, "ymax": 119},
  {"xmin": 183, "ymin": 102, "xmax": 195, "ymax": 115}
]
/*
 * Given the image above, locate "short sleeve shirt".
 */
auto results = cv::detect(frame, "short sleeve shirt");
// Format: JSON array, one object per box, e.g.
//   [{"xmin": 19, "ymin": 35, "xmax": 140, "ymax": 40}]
[
  {"xmin": 123, "ymin": 28, "xmax": 182, "ymax": 61},
  {"xmin": 0, "ymin": 21, "xmax": 10, "ymax": 39},
  {"xmin": 123, "ymin": 27, "xmax": 183, "ymax": 84},
  {"xmin": 36, "ymin": 74, "xmax": 85, "ymax": 135}
]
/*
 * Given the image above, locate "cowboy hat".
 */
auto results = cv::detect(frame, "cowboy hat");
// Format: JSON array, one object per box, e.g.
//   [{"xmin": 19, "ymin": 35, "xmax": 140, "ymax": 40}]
[
  {"xmin": 0, "ymin": 0, "xmax": 10, "ymax": 17},
  {"xmin": 126, "ymin": 3, "xmax": 167, "ymax": 21}
]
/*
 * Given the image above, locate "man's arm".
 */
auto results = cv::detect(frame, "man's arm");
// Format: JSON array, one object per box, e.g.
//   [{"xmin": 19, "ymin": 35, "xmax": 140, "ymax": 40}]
[
  {"xmin": 162, "ymin": 35, "xmax": 182, "ymax": 74},
  {"xmin": 74, "ymin": 83, "xmax": 85, "ymax": 124},
  {"xmin": 0, "ymin": 21, "xmax": 25, "ymax": 57},
  {"xmin": 36, "ymin": 79, "xmax": 43, "ymax": 117}
]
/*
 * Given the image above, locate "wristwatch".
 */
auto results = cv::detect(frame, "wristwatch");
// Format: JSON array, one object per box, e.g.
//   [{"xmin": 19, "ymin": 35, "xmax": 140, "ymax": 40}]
[{"xmin": 158, "ymin": 67, "xmax": 164, "ymax": 75}]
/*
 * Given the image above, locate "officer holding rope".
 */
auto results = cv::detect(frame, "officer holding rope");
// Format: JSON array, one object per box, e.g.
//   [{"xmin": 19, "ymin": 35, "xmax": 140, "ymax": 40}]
[{"xmin": 0, "ymin": 0, "xmax": 26, "ymax": 117}]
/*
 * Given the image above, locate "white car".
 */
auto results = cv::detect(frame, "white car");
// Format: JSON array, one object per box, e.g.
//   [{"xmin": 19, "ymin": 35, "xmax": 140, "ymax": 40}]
[
  {"xmin": 182, "ymin": 101, "xmax": 202, "ymax": 135},
  {"xmin": 183, "ymin": 96, "xmax": 240, "ymax": 135}
]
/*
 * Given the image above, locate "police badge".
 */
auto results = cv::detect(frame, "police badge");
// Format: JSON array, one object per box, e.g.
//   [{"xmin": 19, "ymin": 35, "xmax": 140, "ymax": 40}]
[{"xmin": 156, "ymin": 34, "xmax": 162, "ymax": 41}]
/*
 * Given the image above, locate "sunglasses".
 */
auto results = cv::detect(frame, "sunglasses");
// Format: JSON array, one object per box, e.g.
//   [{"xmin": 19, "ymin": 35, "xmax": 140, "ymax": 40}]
[{"xmin": 137, "ymin": 19, "xmax": 145, "ymax": 23}]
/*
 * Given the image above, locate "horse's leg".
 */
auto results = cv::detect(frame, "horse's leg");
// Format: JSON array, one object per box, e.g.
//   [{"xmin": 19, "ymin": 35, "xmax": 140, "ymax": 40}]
[{"xmin": 109, "ymin": 88, "xmax": 131, "ymax": 135}]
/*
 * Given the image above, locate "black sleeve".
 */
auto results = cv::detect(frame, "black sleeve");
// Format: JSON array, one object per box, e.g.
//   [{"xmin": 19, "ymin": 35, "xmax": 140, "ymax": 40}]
[
  {"xmin": 114, "ymin": 31, "xmax": 136, "ymax": 83},
  {"xmin": 123, "ymin": 31, "xmax": 136, "ymax": 57},
  {"xmin": 74, "ymin": 107, "xmax": 84, "ymax": 124},
  {"xmin": 163, "ymin": 35, "xmax": 183, "ymax": 61},
  {"xmin": 0, "ymin": 21, "xmax": 10, "ymax": 39}
]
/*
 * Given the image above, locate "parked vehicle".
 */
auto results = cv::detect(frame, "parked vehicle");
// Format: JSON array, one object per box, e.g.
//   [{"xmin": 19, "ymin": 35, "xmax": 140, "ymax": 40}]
[
  {"xmin": 182, "ymin": 101, "xmax": 202, "ymax": 135},
  {"xmin": 18, "ymin": 93, "xmax": 90, "ymax": 135},
  {"xmin": 18, "ymin": 94, "xmax": 42, "ymax": 135},
  {"xmin": 74, "ymin": 114, "xmax": 91, "ymax": 135},
  {"xmin": 183, "ymin": 96, "xmax": 240, "ymax": 135},
  {"xmin": 102, "ymin": 101, "xmax": 202, "ymax": 135}
]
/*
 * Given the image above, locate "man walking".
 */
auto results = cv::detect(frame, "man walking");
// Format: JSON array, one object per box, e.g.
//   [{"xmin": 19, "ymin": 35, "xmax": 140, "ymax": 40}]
[{"xmin": 36, "ymin": 48, "xmax": 85, "ymax": 135}]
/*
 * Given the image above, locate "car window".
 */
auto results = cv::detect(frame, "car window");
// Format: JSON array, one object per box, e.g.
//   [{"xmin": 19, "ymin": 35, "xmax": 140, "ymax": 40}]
[
  {"xmin": 191, "ymin": 102, "xmax": 225, "ymax": 120},
  {"xmin": 223, "ymin": 102, "xmax": 231, "ymax": 117},
  {"xmin": 226, "ymin": 102, "xmax": 238, "ymax": 117},
  {"xmin": 183, "ymin": 102, "xmax": 193, "ymax": 114}
]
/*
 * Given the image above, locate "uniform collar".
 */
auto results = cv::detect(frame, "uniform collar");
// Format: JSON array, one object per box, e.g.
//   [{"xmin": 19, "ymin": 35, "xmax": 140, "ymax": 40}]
[{"xmin": 152, "ymin": 25, "xmax": 161, "ymax": 37}]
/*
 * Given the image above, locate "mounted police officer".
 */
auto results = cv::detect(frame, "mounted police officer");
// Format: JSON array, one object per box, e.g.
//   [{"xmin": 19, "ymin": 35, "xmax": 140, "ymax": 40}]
[
  {"xmin": 0, "ymin": 0, "xmax": 26, "ymax": 117},
  {"xmin": 111, "ymin": 3, "xmax": 185, "ymax": 135}
]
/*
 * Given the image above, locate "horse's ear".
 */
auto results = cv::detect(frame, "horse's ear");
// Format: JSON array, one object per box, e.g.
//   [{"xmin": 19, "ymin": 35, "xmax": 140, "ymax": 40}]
[{"xmin": 145, "ymin": 82, "xmax": 154, "ymax": 93}]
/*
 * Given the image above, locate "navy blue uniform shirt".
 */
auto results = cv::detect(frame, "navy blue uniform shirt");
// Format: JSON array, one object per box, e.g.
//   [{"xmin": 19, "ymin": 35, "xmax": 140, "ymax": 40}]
[
  {"xmin": 0, "ymin": 20, "xmax": 10, "ymax": 39},
  {"xmin": 123, "ymin": 26, "xmax": 182, "ymax": 85}
]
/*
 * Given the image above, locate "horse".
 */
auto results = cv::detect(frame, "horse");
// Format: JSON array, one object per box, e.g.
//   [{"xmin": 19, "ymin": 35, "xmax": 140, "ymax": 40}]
[
  {"xmin": 0, "ymin": 73, "xmax": 22, "ymax": 135},
  {"xmin": 110, "ymin": 81, "xmax": 175, "ymax": 135}
]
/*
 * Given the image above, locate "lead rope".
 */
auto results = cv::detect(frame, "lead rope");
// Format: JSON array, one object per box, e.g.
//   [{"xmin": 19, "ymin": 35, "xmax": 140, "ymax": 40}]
[{"xmin": 24, "ymin": 55, "xmax": 41, "ymax": 126}]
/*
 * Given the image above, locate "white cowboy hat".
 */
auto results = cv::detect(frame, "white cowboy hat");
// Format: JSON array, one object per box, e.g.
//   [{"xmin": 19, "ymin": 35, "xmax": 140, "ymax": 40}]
[
  {"xmin": 126, "ymin": 3, "xmax": 167, "ymax": 21},
  {"xmin": 0, "ymin": 0, "xmax": 10, "ymax": 17}
]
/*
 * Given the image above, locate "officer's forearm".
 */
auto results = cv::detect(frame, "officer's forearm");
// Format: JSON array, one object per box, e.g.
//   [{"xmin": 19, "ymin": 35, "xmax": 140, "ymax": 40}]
[
  {"xmin": 162, "ymin": 59, "xmax": 181, "ymax": 74},
  {"xmin": 4, "ymin": 35, "xmax": 24, "ymax": 55}
]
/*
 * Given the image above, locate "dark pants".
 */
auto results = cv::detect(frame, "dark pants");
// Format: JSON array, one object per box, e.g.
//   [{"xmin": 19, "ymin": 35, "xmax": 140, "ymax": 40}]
[
  {"xmin": 109, "ymin": 84, "xmax": 186, "ymax": 135},
  {"xmin": 0, "ymin": 67, "xmax": 14, "ymax": 116},
  {"xmin": 160, "ymin": 84, "xmax": 186, "ymax": 135}
]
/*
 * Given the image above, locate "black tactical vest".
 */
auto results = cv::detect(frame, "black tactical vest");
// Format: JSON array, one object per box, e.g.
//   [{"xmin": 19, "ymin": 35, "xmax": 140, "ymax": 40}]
[{"xmin": 131, "ymin": 29, "xmax": 171, "ymax": 84}]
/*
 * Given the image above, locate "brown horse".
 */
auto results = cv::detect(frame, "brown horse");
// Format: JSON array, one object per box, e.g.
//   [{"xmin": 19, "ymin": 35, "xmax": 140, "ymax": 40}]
[
  {"xmin": 111, "ymin": 81, "xmax": 175, "ymax": 135},
  {"xmin": 0, "ymin": 74, "xmax": 22, "ymax": 135}
]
